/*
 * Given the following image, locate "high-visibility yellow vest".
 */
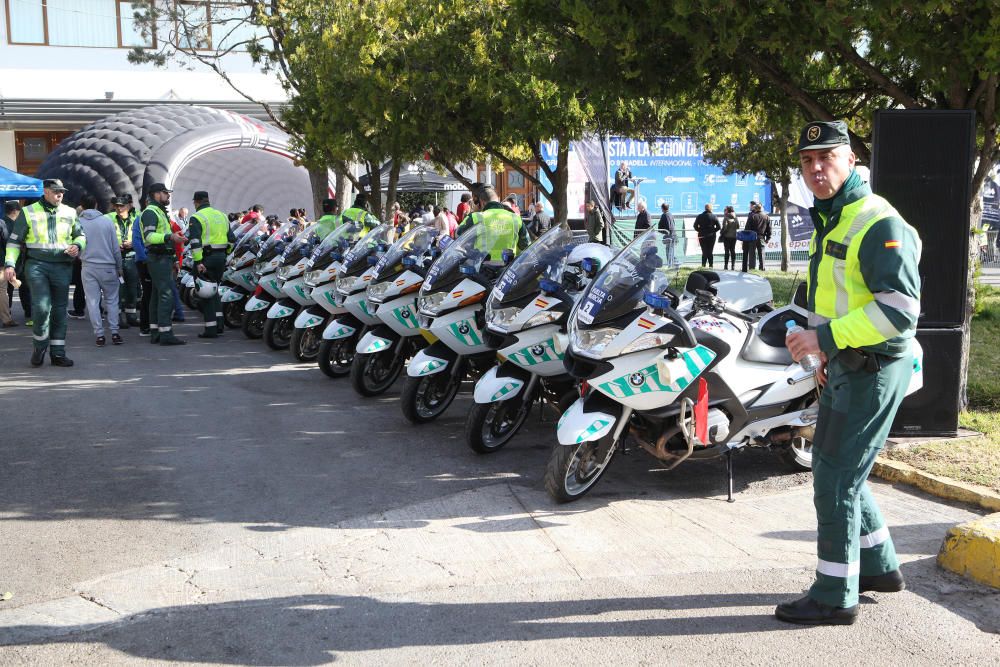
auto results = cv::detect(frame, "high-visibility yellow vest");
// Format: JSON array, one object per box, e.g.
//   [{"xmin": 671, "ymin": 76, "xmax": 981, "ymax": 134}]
[
  {"xmin": 190, "ymin": 206, "xmax": 230, "ymax": 261},
  {"xmin": 142, "ymin": 205, "xmax": 172, "ymax": 247},
  {"xmin": 468, "ymin": 208, "xmax": 522, "ymax": 260},
  {"xmin": 808, "ymin": 193, "xmax": 922, "ymax": 349},
  {"xmin": 4, "ymin": 201, "xmax": 84, "ymax": 266}
]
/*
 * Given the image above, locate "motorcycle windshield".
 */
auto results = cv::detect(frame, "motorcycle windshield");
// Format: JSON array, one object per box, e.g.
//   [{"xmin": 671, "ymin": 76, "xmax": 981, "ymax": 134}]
[
  {"xmin": 489, "ymin": 226, "xmax": 577, "ymax": 306},
  {"xmin": 309, "ymin": 221, "xmax": 364, "ymax": 266},
  {"xmin": 373, "ymin": 223, "xmax": 439, "ymax": 281},
  {"xmin": 279, "ymin": 225, "xmax": 324, "ymax": 265},
  {"xmin": 340, "ymin": 223, "xmax": 395, "ymax": 274},
  {"xmin": 574, "ymin": 228, "xmax": 672, "ymax": 328},
  {"xmin": 422, "ymin": 222, "xmax": 509, "ymax": 294},
  {"xmin": 256, "ymin": 222, "xmax": 298, "ymax": 263},
  {"xmin": 232, "ymin": 221, "xmax": 268, "ymax": 256}
]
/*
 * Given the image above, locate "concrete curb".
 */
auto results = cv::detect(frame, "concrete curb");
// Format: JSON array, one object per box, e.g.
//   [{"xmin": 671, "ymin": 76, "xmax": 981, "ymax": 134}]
[
  {"xmin": 872, "ymin": 458, "xmax": 1000, "ymax": 512},
  {"xmin": 937, "ymin": 513, "xmax": 1000, "ymax": 589}
]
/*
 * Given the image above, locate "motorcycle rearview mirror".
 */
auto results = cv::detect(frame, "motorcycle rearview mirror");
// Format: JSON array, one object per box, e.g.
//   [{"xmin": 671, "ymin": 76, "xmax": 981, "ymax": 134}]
[
  {"xmin": 539, "ymin": 278, "xmax": 561, "ymax": 295},
  {"xmin": 460, "ymin": 264, "xmax": 477, "ymax": 276},
  {"xmin": 502, "ymin": 248, "xmax": 515, "ymax": 265},
  {"xmin": 643, "ymin": 290, "xmax": 674, "ymax": 313},
  {"xmin": 581, "ymin": 257, "xmax": 600, "ymax": 277}
]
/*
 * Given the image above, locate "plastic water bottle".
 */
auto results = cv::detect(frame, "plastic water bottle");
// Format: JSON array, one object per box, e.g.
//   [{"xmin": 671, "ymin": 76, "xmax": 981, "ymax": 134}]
[{"xmin": 785, "ymin": 320, "xmax": 821, "ymax": 373}]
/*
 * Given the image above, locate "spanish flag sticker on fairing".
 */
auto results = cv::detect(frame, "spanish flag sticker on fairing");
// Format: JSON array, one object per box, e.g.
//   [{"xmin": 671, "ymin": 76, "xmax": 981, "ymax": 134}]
[{"xmin": 884, "ymin": 240, "xmax": 901, "ymax": 248}]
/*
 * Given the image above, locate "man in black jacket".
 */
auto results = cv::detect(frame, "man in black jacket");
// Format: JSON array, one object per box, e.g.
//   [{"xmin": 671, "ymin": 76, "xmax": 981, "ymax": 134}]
[{"xmin": 742, "ymin": 203, "xmax": 771, "ymax": 271}]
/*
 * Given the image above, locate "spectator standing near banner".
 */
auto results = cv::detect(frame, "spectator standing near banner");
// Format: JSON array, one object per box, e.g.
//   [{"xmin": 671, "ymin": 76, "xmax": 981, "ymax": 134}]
[
  {"xmin": 658, "ymin": 202, "xmax": 676, "ymax": 265},
  {"xmin": 720, "ymin": 205, "xmax": 740, "ymax": 270},
  {"xmin": 529, "ymin": 202, "xmax": 551, "ymax": 239},
  {"xmin": 584, "ymin": 200, "xmax": 605, "ymax": 244},
  {"xmin": 693, "ymin": 203, "xmax": 720, "ymax": 267}
]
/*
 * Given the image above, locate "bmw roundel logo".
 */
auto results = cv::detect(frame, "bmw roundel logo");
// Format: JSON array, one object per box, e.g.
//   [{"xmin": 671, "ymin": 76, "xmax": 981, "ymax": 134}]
[
  {"xmin": 400, "ymin": 308, "xmax": 411, "ymax": 319},
  {"xmin": 458, "ymin": 322, "xmax": 471, "ymax": 335},
  {"xmin": 628, "ymin": 372, "xmax": 646, "ymax": 387},
  {"xmin": 530, "ymin": 344, "xmax": 545, "ymax": 357}
]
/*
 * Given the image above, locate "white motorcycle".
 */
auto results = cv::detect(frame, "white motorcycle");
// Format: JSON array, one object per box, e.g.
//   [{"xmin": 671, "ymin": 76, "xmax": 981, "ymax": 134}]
[
  {"xmin": 547, "ymin": 228, "xmax": 924, "ymax": 503},
  {"xmin": 351, "ymin": 224, "xmax": 440, "ymax": 397},
  {"xmin": 469, "ymin": 226, "xmax": 612, "ymax": 452},
  {"xmin": 244, "ymin": 221, "xmax": 297, "ymax": 340},
  {"xmin": 218, "ymin": 220, "xmax": 269, "ymax": 331}
]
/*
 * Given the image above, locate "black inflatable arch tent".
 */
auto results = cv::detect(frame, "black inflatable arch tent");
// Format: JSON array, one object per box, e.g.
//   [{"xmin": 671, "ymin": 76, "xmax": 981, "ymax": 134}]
[{"xmin": 36, "ymin": 104, "xmax": 313, "ymax": 213}]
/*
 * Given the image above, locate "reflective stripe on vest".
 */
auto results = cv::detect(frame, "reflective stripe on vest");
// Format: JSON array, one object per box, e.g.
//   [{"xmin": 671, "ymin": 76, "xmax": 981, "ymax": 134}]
[
  {"xmin": 808, "ymin": 193, "xmax": 916, "ymax": 346},
  {"xmin": 23, "ymin": 202, "xmax": 78, "ymax": 250},
  {"xmin": 142, "ymin": 205, "xmax": 170, "ymax": 244},
  {"xmin": 470, "ymin": 209, "xmax": 521, "ymax": 260}
]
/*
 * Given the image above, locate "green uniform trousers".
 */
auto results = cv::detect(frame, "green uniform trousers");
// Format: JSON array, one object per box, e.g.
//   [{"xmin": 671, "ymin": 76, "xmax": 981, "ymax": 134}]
[
  {"xmin": 146, "ymin": 253, "xmax": 178, "ymax": 341},
  {"xmin": 120, "ymin": 256, "xmax": 140, "ymax": 318},
  {"xmin": 198, "ymin": 252, "xmax": 226, "ymax": 336},
  {"xmin": 25, "ymin": 259, "xmax": 72, "ymax": 358},
  {"xmin": 809, "ymin": 351, "xmax": 913, "ymax": 608}
]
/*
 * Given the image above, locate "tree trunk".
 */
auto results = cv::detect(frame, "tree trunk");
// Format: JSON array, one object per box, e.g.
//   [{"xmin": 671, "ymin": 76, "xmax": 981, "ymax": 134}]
[
  {"xmin": 959, "ymin": 194, "xmax": 982, "ymax": 411},
  {"xmin": 779, "ymin": 173, "xmax": 790, "ymax": 272},
  {"xmin": 307, "ymin": 165, "xmax": 329, "ymax": 220},
  {"xmin": 334, "ymin": 168, "xmax": 351, "ymax": 214},
  {"xmin": 385, "ymin": 158, "xmax": 402, "ymax": 219},
  {"xmin": 552, "ymin": 137, "xmax": 570, "ymax": 225},
  {"xmin": 366, "ymin": 161, "xmax": 384, "ymax": 221}
]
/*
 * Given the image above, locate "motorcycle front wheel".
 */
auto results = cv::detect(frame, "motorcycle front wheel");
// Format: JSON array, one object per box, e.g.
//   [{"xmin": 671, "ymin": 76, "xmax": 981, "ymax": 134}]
[
  {"xmin": 241, "ymin": 310, "xmax": 267, "ymax": 339},
  {"xmin": 223, "ymin": 301, "xmax": 244, "ymax": 329},
  {"xmin": 350, "ymin": 347, "xmax": 405, "ymax": 397},
  {"xmin": 400, "ymin": 366, "xmax": 464, "ymax": 424},
  {"xmin": 465, "ymin": 395, "xmax": 532, "ymax": 453},
  {"xmin": 290, "ymin": 325, "xmax": 322, "ymax": 362},
  {"xmin": 317, "ymin": 337, "xmax": 354, "ymax": 378},
  {"xmin": 544, "ymin": 435, "xmax": 618, "ymax": 503},
  {"xmin": 263, "ymin": 316, "xmax": 294, "ymax": 350}
]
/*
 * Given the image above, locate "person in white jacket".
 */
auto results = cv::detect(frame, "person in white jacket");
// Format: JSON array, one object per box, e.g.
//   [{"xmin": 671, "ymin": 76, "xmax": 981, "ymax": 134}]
[{"xmin": 77, "ymin": 194, "xmax": 123, "ymax": 346}]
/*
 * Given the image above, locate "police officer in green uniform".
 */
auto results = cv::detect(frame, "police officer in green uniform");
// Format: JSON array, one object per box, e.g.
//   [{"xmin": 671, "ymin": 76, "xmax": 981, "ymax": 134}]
[
  {"xmin": 456, "ymin": 183, "xmax": 531, "ymax": 257},
  {"xmin": 187, "ymin": 191, "xmax": 235, "ymax": 338},
  {"xmin": 340, "ymin": 194, "xmax": 380, "ymax": 233},
  {"xmin": 3, "ymin": 178, "xmax": 85, "ymax": 367},
  {"xmin": 107, "ymin": 194, "xmax": 140, "ymax": 328},
  {"xmin": 778, "ymin": 121, "xmax": 922, "ymax": 625},
  {"xmin": 140, "ymin": 183, "xmax": 186, "ymax": 345},
  {"xmin": 314, "ymin": 198, "xmax": 342, "ymax": 238}
]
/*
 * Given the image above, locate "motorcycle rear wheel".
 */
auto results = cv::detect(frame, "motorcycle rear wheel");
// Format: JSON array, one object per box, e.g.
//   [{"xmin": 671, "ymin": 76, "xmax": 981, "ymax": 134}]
[
  {"xmin": 401, "ymin": 368, "xmax": 463, "ymax": 424},
  {"xmin": 544, "ymin": 435, "xmax": 617, "ymax": 503},
  {"xmin": 317, "ymin": 337, "xmax": 354, "ymax": 378},
  {"xmin": 290, "ymin": 325, "xmax": 322, "ymax": 362},
  {"xmin": 465, "ymin": 396, "xmax": 532, "ymax": 453},
  {"xmin": 263, "ymin": 316, "xmax": 293, "ymax": 350},
  {"xmin": 241, "ymin": 310, "xmax": 266, "ymax": 339},
  {"xmin": 778, "ymin": 435, "xmax": 813, "ymax": 471},
  {"xmin": 223, "ymin": 301, "xmax": 244, "ymax": 329},
  {"xmin": 350, "ymin": 348, "xmax": 404, "ymax": 397}
]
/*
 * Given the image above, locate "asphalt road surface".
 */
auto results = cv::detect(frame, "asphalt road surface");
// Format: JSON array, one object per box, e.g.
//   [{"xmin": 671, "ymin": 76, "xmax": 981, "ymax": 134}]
[{"xmin": 1, "ymin": 303, "xmax": 997, "ymax": 665}]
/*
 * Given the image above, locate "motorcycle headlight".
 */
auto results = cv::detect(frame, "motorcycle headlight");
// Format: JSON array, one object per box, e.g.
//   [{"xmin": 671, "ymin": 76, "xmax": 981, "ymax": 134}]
[
  {"xmin": 276, "ymin": 266, "xmax": 293, "ymax": 280},
  {"xmin": 620, "ymin": 331, "xmax": 676, "ymax": 355},
  {"xmin": 336, "ymin": 275, "xmax": 357, "ymax": 295},
  {"xmin": 418, "ymin": 291, "xmax": 447, "ymax": 316},
  {"xmin": 524, "ymin": 309, "xmax": 560, "ymax": 329},
  {"xmin": 253, "ymin": 260, "xmax": 266, "ymax": 276},
  {"xmin": 487, "ymin": 306, "xmax": 520, "ymax": 333},
  {"xmin": 570, "ymin": 326, "xmax": 619, "ymax": 358},
  {"xmin": 304, "ymin": 270, "xmax": 323, "ymax": 287},
  {"xmin": 367, "ymin": 281, "xmax": 391, "ymax": 304}
]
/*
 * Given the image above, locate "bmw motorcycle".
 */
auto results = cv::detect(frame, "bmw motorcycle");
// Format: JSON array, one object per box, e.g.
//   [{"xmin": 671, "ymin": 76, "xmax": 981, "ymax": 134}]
[
  {"xmin": 350, "ymin": 224, "xmax": 440, "ymax": 396},
  {"xmin": 546, "ymin": 228, "xmax": 926, "ymax": 503},
  {"xmin": 218, "ymin": 221, "xmax": 269, "ymax": 331},
  {"xmin": 468, "ymin": 226, "xmax": 612, "ymax": 453},
  {"xmin": 244, "ymin": 221, "xmax": 297, "ymax": 340},
  {"xmin": 403, "ymin": 223, "xmax": 514, "ymax": 424},
  {"xmin": 325, "ymin": 223, "xmax": 396, "ymax": 386}
]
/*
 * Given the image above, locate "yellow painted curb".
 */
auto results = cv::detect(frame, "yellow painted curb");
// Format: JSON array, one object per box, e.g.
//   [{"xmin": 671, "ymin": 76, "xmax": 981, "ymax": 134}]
[
  {"xmin": 872, "ymin": 458, "xmax": 1000, "ymax": 512},
  {"xmin": 937, "ymin": 514, "xmax": 1000, "ymax": 589}
]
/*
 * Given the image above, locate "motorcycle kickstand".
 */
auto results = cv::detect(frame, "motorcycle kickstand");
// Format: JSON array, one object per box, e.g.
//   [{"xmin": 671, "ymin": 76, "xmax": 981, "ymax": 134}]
[{"xmin": 725, "ymin": 449, "xmax": 736, "ymax": 503}]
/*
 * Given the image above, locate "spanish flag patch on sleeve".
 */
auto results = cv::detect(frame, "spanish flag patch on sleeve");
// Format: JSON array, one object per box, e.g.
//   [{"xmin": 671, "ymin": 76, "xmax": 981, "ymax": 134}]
[{"xmin": 884, "ymin": 240, "xmax": 901, "ymax": 249}]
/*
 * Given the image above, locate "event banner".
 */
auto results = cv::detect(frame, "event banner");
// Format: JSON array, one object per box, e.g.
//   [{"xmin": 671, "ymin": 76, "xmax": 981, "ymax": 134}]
[{"xmin": 608, "ymin": 137, "xmax": 772, "ymax": 215}]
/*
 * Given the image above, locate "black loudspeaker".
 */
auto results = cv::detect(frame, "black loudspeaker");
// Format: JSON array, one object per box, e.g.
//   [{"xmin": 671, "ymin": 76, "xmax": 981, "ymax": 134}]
[
  {"xmin": 890, "ymin": 328, "xmax": 962, "ymax": 437},
  {"xmin": 871, "ymin": 110, "xmax": 975, "ymax": 328}
]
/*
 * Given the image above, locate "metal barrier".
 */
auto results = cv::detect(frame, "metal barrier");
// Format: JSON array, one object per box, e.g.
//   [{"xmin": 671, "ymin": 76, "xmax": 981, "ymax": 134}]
[{"xmin": 977, "ymin": 230, "xmax": 999, "ymax": 267}]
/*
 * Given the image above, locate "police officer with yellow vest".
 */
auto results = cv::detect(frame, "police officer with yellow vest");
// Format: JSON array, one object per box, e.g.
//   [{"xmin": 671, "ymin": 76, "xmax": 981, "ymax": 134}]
[
  {"xmin": 778, "ymin": 121, "xmax": 922, "ymax": 626},
  {"xmin": 140, "ymin": 182, "xmax": 187, "ymax": 346},
  {"xmin": 107, "ymin": 194, "xmax": 140, "ymax": 328},
  {"xmin": 456, "ymin": 183, "xmax": 531, "ymax": 257},
  {"xmin": 188, "ymin": 190, "xmax": 235, "ymax": 338},
  {"xmin": 314, "ymin": 198, "xmax": 342, "ymax": 238},
  {"xmin": 340, "ymin": 194, "xmax": 380, "ymax": 233},
  {"xmin": 3, "ymin": 179, "xmax": 86, "ymax": 367}
]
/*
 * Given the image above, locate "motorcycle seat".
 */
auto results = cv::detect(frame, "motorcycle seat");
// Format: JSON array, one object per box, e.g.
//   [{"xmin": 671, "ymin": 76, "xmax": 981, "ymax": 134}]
[{"xmin": 740, "ymin": 310, "xmax": 801, "ymax": 366}]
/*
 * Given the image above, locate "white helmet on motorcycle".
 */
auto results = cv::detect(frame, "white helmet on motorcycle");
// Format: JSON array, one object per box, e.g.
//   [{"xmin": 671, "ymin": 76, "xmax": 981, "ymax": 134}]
[{"xmin": 195, "ymin": 278, "xmax": 219, "ymax": 299}]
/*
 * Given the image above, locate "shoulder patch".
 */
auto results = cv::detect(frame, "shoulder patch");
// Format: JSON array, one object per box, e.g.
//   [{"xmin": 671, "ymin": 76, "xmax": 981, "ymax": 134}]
[{"xmin": 884, "ymin": 240, "xmax": 901, "ymax": 249}]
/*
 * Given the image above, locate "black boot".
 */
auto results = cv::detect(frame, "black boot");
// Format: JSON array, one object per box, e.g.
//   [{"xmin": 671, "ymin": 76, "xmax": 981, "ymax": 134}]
[
  {"xmin": 775, "ymin": 595, "xmax": 857, "ymax": 626},
  {"xmin": 30, "ymin": 347, "xmax": 45, "ymax": 367},
  {"xmin": 50, "ymin": 355, "xmax": 75, "ymax": 367},
  {"xmin": 860, "ymin": 569, "xmax": 905, "ymax": 593}
]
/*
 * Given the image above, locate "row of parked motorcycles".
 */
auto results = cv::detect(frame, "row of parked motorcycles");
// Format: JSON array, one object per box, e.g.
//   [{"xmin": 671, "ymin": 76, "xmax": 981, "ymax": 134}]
[{"xmin": 179, "ymin": 215, "xmax": 924, "ymax": 503}]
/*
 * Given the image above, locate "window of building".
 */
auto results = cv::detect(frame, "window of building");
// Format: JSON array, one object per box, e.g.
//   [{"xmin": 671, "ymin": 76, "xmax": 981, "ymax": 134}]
[{"xmin": 5, "ymin": 0, "xmax": 155, "ymax": 48}]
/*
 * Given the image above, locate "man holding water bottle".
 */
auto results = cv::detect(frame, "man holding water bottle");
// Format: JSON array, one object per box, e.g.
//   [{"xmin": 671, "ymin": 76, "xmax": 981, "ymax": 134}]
[{"xmin": 779, "ymin": 120, "xmax": 922, "ymax": 626}]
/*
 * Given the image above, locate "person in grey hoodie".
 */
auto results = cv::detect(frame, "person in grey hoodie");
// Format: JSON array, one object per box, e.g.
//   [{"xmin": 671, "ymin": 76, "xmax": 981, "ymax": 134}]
[{"xmin": 78, "ymin": 194, "xmax": 123, "ymax": 345}]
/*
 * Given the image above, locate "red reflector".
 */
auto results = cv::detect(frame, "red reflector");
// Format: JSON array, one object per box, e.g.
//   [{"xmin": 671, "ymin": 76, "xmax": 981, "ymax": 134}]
[
  {"xmin": 253, "ymin": 285, "xmax": 264, "ymax": 297},
  {"xmin": 579, "ymin": 380, "xmax": 589, "ymax": 397},
  {"xmin": 695, "ymin": 378, "xmax": 709, "ymax": 444}
]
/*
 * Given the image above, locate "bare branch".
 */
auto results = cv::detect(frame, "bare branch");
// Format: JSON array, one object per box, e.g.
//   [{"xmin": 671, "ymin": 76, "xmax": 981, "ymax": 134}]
[{"xmin": 831, "ymin": 42, "xmax": 926, "ymax": 109}]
